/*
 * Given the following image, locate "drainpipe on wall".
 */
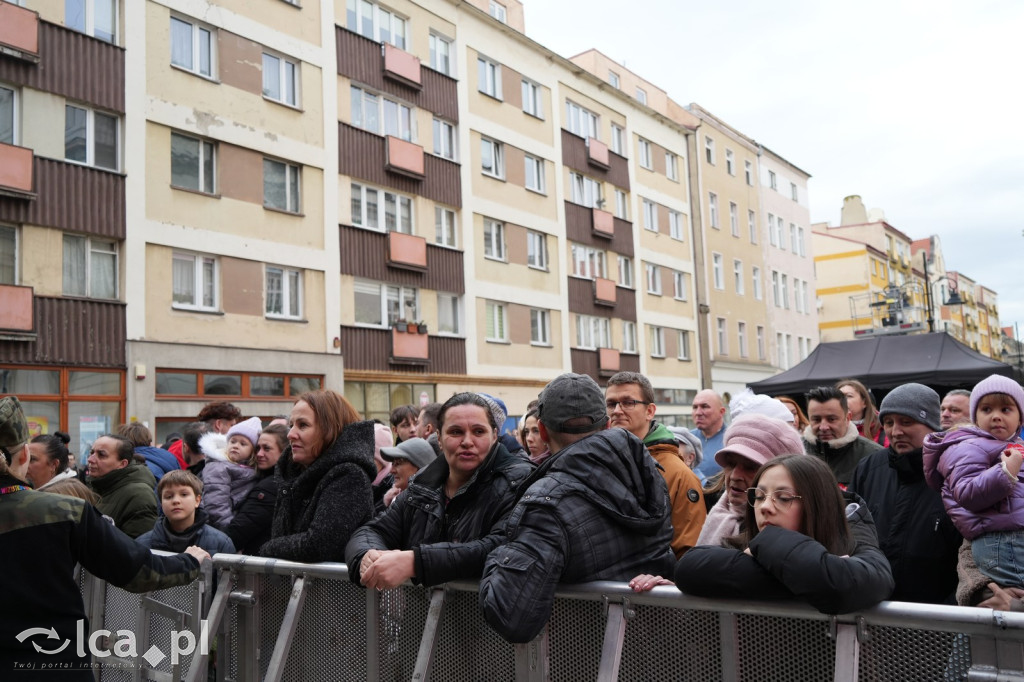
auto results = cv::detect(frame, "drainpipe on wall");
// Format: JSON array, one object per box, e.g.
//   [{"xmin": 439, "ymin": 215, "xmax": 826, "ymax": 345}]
[{"xmin": 685, "ymin": 124, "xmax": 713, "ymax": 389}]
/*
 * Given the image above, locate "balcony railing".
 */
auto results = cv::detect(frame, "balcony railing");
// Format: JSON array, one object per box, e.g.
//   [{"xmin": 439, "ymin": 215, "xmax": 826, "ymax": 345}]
[
  {"xmin": 387, "ymin": 231, "xmax": 428, "ymax": 272},
  {"xmin": 391, "ymin": 326, "xmax": 429, "ymax": 364},
  {"xmin": 0, "ymin": 142, "xmax": 35, "ymax": 199},
  {"xmin": 386, "ymin": 136, "xmax": 425, "ymax": 179},
  {"xmin": 382, "ymin": 42, "xmax": 422, "ymax": 89},
  {"xmin": 0, "ymin": 2, "xmax": 40, "ymax": 62}
]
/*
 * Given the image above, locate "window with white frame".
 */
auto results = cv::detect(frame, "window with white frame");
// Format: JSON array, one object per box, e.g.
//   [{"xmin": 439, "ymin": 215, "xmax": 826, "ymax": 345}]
[
  {"xmin": 771, "ymin": 270, "xmax": 781, "ymax": 307},
  {"xmin": 610, "ymin": 124, "xmax": 624, "ymax": 155},
  {"xmin": 712, "ymin": 253, "xmax": 724, "ymax": 290},
  {"xmin": 265, "ymin": 266, "xmax": 302, "ymax": 319},
  {"xmin": 635, "ymin": 87, "xmax": 647, "ymax": 105},
  {"xmin": 642, "ymin": 199, "xmax": 658, "ymax": 232},
  {"xmin": 346, "ymin": 0, "xmax": 406, "ymax": 48},
  {"xmin": 637, "ymin": 138, "xmax": 652, "ymax": 169},
  {"xmin": 432, "ymin": 118, "xmax": 456, "ymax": 160},
  {"xmin": 437, "ymin": 293, "xmax": 461, "ymax": 334},
  {"xmin": 677, "ymin": 330, "xmax": 691, "ymax": 360},
  {"xmin": 171, "ymin": 132, "xmax": 215, "ymax": 194},
  {"xmin": 572, "ymin": 244, "xmax": 607, "ymax": 280},
  {"xmin": 435, "ymin": 207, "xmax": 457, "ymax": 248},
  {"xmin": 263, "ymin": 159, "xmax": 301, "ymax": 213},
  {"xmin": 480, "ymin": 137, "xmax": 504, "ymax": 178},
  {"xmin": 645, "ymin": 263, "xmax": 662, "ymax": 295},
  {"xmin": 477, "ymin": 56, "xmax": 502, "ymax": 99},
  {"xmin": 673, "ymin": 270, "xmax": 687, "ymax": 301},
  {"xmin": 576, "ymin": 315, "xmax": 610, "ymax": 349},
  {"xmin": 565, "ymin": 101, "xmax": 598, "ymax": 139},
  {"xmin": 65, "ymin": 0, "xmax": 116, "ymax": 43},
  {"xmin": 170, "ymin": 15, "xmax": 214, "ymax": 78},
  {"xmin": 63, "ymin": 235, "xmax": 116, "ymax": 299},
  {"xmin": 704, "ymin": 136, "xmax": 715, "ymax": 164},
  {"xmin": 768, "ymin": 213, "xmax": 777, "ymax": 246},
  {"xmin": 354, "ymin": 279, "xmax": 418, "ymax": 326},
  {"xmin": 757, "ymin": 326, "xmax": 766, "ymax": 360},
  {"xmin": 708, "ymin": 192, "xmax": 719, "ymax": 229},
  {"xmin": 172, "ymin": 252, "xmax": 217, "ymax": 310},
  {"xmin": 0, "ymin": 225, "xmax": 15, "ymax": 285},
  {"xmin": 623, "ymin": 321, "xmax": 637, "ymax": 353},
  {"xmin": 748, "ymin": 209, "xmax": 757, "ymax": 244},
  {"xmin": 725, "ymin": 149, "xmax": 735, "ymax": 176},
  {"xmin": 263, "ymin": 53, "xmax": 298, "ymax": 107},
  {"xmin": 729, "ymin": 202, "xmax": 739, "ymax": 237},
  {"xmin": 738, "ymin": 322, "xmax": 748, "ymax": 358},
  {"xmin": 733, "ymin": 259, "xmax": 744, "ymax": 294},
  {"xmin": 65, "ymin": 105, "xmax": 117, "ymax": 171},
  {"xmin": 608, "ymin": 71, "xmax": 620, "ymax": 88},
  {"xmin": 618, "ymin": 256, "xmax": 634, "ymax": 288},
  {"xmin": 569, "ymin": 172, "xmax": 602, "ymax": 208},
  {"xmin": 0, "ymin": 85, "xmax": 14, "ymax": 145},
  {"xmin": 716, "ymin": 317, "xmax": 728, "ymax": 355},
  {"xmin": 614, "ymin": 189, "xmax": 628, "ymax": 219},
  {"xmin": 488, "ymin": 0, "xmax": 507, "ymax": 22},
  {"xmin": 793, "ymin": 279, "xmax": 803, "ymax": 313},
  {"xmin": 530, "ymin": 308, "xmax": 550, "ymax": 345},
  {"xmin": 797, "ymin": 226, "xmax": 806, "ymax": 256},
  {"xmin": 351, "ymin": 86, "xmax": 413, "ymax": 141},
  {"xmin": 781, "ymin": 274, "xmax": 789, "ymax": 309},
  {"xmin": 527, "ymin": 230, "xmax": 547, "ymax": 270},
  {"xmin": 744, "ymin": 160, "xmax": 753, "ymax": 186},
  {"xmin": 777, "ymin": 332, "xmax": 790, "ymax": 370},
  {"xmin": 429, "ymin": 33, "xmax": 453, "ymax": 76},
  {"xmin": 777, "ymin": 216, "xmax": 786, "ymax": 250},
  {"xmin": 650, "ymin": 326, "xmax": 665, "ymax": 357},
  {"xmin": 791, "ymin": 182, "xmax": 799, "ymax": 201},
  {"xmin": 524, "ymin": 155, "xmax": 545, "ymax": 193},
  {"xmin": 483, "ymin": 219, "xmax": 506, "ymax": 261},
  {"xmin": 485, "ymin": 301, "xmax": 509, "ymax": 341},
  {"xmin": 768, "ymin": 169, "xmax": 777, "ymax": 190},
  {"xmin": 521, "ymin": 80, "xmax": 542, "ymax": 118},
  {"xmin": 790, "ymin": 223, "xmax": 798, "ymax": 253},
  {"xmin": 752, "ymin": 266, "xmax": 762, "ymax": 300},
  {"xmin": 351, "ymin": 183, "xmax": 413, "ymax": 233},
  {"xmin": 666, "ymin": 152, "xmax": 679, "ymax": 181},
  {"xmin": 669, "ymin": 210, "xmax": 683, "ymax": 240}
]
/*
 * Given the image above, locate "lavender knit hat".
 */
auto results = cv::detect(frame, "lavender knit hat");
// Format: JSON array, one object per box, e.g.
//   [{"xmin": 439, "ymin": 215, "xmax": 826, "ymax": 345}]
[
  {"xmin": 226, "ymin": 416, "xmax": 262, "ymax": 447},
  {"xmin": 715, "ymin": 414, "xmax": 805, "ymax": 469},
  {"xmin": 970, "ymin": 374, "xmax": 1024, "ymax": 423}
]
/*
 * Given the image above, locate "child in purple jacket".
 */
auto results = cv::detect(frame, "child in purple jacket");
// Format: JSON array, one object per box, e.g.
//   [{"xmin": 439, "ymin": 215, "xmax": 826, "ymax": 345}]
[{"xmin": 924, "ymin": 374, "xmax": 1024, "ymax": 588}]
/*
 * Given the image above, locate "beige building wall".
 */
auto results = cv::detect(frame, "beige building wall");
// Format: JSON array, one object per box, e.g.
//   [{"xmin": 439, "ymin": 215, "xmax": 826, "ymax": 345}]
[{"xmin": 812, "ymin": 233, "xmax": 872, "ymax": 343}]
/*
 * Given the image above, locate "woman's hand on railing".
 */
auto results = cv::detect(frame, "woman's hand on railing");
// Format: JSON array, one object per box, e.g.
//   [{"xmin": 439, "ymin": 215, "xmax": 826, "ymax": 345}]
[
  {"xmin": 361, "ymin": 550, "xmax": 415, "ymax": 590},
  {"xmin": 628, "ymin": 574, "xmax": 673, "ymax": 593},
  {"xmin": 978, "ymin": 582, "xmax": 1024, "ymax": 611}
]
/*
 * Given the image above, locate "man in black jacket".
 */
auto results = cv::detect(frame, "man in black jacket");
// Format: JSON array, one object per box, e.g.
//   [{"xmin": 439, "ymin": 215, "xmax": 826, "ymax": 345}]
[
  {"xmin": 848, "ymin": 383, "xmax": 961, "ymax": 603},
  {"xmin": 479, "ymin": 373, "xmax": 675, "ymax": 643},
  {"xmin": 803, "ymin": 386, "xmax": 882, "ymax": 487}
]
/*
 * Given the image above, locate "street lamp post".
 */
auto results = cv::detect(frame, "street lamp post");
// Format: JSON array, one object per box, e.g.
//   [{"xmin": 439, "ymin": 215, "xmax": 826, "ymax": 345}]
[{"xmin": 922, "ymin": 251, "xmax": 963, "ymax": 335}]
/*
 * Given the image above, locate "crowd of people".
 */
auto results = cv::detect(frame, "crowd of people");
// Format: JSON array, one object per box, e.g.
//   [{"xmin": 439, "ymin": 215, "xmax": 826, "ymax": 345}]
[{"xmin": 3, "ymin": 369, "xmax": 1024, "ymax": 673}]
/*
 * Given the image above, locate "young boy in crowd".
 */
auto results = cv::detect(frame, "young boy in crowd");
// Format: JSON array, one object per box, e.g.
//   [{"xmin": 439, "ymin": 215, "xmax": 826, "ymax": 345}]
[{"xmin": 137, "ymin": 470, "xmax": 236, "ymax": 555}]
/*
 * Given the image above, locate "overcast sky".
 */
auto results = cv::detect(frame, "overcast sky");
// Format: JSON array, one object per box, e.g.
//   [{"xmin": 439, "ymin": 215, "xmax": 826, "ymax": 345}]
[{"xmin": 525, "ymin": 0, "xmax": 1024, "ymax": 338}]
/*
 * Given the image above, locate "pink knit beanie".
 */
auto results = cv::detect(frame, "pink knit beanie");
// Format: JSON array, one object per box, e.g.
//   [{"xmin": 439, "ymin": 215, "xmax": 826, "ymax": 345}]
[{"xmin": 715, "ymin": 414, "xmax": 805, "ymax": 469}]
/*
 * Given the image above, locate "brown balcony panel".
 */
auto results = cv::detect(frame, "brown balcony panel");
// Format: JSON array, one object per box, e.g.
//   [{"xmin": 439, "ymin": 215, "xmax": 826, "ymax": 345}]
[
  {"xmin": 592, "ymin": 208, "xmax": 614, "ymax": 239},
  {"xmin": 0, "ymin": 296, "xmax": 125, "ymax": 366},
  {"xmin": 565, "ymin": 201, "xmax": 634, "ymax": 256},
  {"xmin": 0, "ymin": 284, "xmax": 34, "ymax": 332},
  {"xmin": 386, "ymin": 136, "xmax": 425, "ymax": 179},
  {"xmin": 340, "ymin": 326, "xmax": 465, "ymax": 374},
  {"xmin": 0, "ymin": 3, "xmax": 39, "ymax": 62},
  {"xmin": 388, "ymin": 231, "xmax": 427, "ymax": 272},
  {"xmin": 568, "ymin": 277, "xmax": 636, "ymax": 321},
  {"xmin": 391, "ymin": 327, "xmax": 429, "ymax": 364},
  {"xmin": 594, "ymin": 277, "xmax": 617, "ymax": 306},
  {"xmin": 587, "ymin": 137, "xmax": 610, "ymax": 169},
  {"xmin": 0, "ymin": 143, "xmax": 35, "ymax": 198},
  {"xmin": 598, "ymin": 348, "xmax": 620, "ymax": 375},
  {"xmin": 340, "ymin": 225, "xmax": 464, "ymax": 293},
  {"xmin": 560, "ymin": 130, "xmax": 630, "ymax": 190},
  {"xmin": 383, "ymin": 42, "xmax": 422, "ymax": 88},
  {"xmin": 569, "ymin": 349, "xmax": 639, "ymax": 384}
]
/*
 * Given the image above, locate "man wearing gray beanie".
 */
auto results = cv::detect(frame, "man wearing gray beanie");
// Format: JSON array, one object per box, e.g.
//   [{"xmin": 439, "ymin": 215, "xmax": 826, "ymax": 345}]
[{"xmin": 848, "ymin": 383, "xmax": 961, "ymax": 604}]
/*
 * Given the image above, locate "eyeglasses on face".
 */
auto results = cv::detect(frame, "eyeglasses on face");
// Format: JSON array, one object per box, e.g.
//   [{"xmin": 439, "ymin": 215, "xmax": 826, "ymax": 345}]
[
  {"xmin": 605, "ymin": 399, "xmax": 650, "ymax": 411},
  {"xmin": 746, "ymin": 488, "xmax": 802, "ymax": 509}
]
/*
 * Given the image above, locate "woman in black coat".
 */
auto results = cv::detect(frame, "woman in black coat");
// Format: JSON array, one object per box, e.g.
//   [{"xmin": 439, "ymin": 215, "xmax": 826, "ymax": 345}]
[
  {"xmin": 226, "ymin": 423, "xmax": 287, "ymax": 554},
  {"xmin": 345, "ymin": 393, "xmax": 533, "ymax": 588},
  {"xmin": 674, "ymin": 455, "xmax": 894, "ymax": 614}
]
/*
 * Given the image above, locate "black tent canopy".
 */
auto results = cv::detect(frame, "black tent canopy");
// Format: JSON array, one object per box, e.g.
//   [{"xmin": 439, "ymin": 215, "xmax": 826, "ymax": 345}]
[{"xmin": 748, "ymin": 333, "xmax": 1019, "ymax": 396}]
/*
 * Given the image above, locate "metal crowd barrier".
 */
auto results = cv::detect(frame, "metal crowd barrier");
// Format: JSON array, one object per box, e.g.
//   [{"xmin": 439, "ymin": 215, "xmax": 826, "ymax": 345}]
[{"xmin": 84, "ymin": 553, "xmax": 1024, "ymax": 681}]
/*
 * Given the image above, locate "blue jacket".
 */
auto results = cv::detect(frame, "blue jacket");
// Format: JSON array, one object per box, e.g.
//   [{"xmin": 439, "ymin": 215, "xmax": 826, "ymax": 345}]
[
  {"xmin": 136, "ymin": 507, "xmax": 235, "ymax": 555},
  {"xmin": 136, "ymin": 445, "xmax": 182, "ymax": 482}
]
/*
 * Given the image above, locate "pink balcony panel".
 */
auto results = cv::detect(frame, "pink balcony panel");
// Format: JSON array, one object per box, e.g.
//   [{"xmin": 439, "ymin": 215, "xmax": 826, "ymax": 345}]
[
  {"xmin": 594, "ymin": 277, "xmax": 617, "ymax": 306},
  {"xmin": 598, "ymin": 348, "xmax": 620, "ymax": 374},
  {"xmin": 383, "ymin": 43, "xmax": 422, "ymax": 88},
  {"xmin": 0, "ymin": 143, "xmax": 35, "ymax": 198},
  {"xmin": 388, "ymin": 231, "xmax": 427, "ymax": 271},
  {"xmin": 0, "ymin": 285, "xmax": 34, "ymax": 331},
  {"xmin": 386, "ymin": 136, "xmax": 425, "ymax": 179},
  {"xmin": 392, "ymin": 327, "xmax": 428, "ymax": 362},
  {"xmin": 0, "ymin": 3, "xmax": 39, "ymax": 60},
  {"xmin": 592, "ymin": 208, "xmax": 614, "ymax": 238},
  {"xmin": 587, "ymin": 137, "xmax": 610, "ymax": 168}
]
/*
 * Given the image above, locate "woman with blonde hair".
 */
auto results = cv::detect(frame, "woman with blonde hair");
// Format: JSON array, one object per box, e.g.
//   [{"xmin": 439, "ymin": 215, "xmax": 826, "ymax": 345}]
[{"xmin": 777, "ymin": 396, "xmax": 809, "ymax": 432}]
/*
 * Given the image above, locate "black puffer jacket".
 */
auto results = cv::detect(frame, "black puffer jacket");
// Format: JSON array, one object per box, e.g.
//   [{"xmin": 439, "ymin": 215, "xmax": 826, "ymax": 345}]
[
  {"xmin": 226, "ymin": 468, "xmax": 280, "ymax": 554},
  {"xmin": 479, "ymin": 428, "xmax": 674, "ymax": 643},
  {"xmin": 848, "ymin": 447, "xmax": 961, "ymax": 604},
  {"xmin": 675, "ymin": 492, "xmax": 894, "ymax": 614},
  {"xmin": 258, "ymin": 421, "xmax": 376, "ymax": 563},
  {"xmin": 345, "ymin": 441, "xmax": 533, "ymax": 586}
]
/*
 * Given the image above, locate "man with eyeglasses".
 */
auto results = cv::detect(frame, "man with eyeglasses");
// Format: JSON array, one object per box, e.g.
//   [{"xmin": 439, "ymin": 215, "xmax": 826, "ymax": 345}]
[{"xmin": 605, "ymin": 371, "xmax": 706, "ymax": 557}]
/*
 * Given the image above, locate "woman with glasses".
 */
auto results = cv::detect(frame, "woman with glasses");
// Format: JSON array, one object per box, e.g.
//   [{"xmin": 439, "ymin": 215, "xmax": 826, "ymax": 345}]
[{"xmin": 673, "ymin": 455, "xmax": 893, "ymax": 614}]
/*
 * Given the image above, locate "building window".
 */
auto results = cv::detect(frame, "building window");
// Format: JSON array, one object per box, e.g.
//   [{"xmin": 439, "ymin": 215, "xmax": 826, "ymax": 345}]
[
  {"xmin": 673, "ymin": 270, "xmax": 687, "ymax": 301},
  {"xmin": 768, "ymin": 213, "xmax": 777, "ymax": 246},
  {"xmin": 704, "ymin": 136, "xmax": 715, "ymax": 164},
  {"xmin": 565, "ymin": 101, "xmax": 598, "ymax": 139},
  {"xmin": 346, "ymin": 0, "xmax": 406, "ymax": 49},
  {"xmin": 0, "ymin": 85, "xmax": 14, "ymax": 145},
  {"xmin": 481, "ymin": 137, "xmax": 504, "ymax": 178},
  {"xmin": 477, "ymin": 56, "xmax": 502, "ymax": 99},
  {"xmin": 351, "ymin": 86, "xmax": 413, "ymax": 141},
  {"xmin": 666, "ymin": 152, "xmax": 679, "ymax": 181},
  {"xmin": 777, "ymin": 332, "xmax": 790, "ymax": 370},
  {"xmin": 351, "ymin": 183, "xmax": 413, "ymax": 233},
  {"xmin": 614, "ymin": 189, "xmax": 628, "ymax": 219},
  {"xmin": 752, "ymin": 266, "xmax": 762, "ymax": 300},
  {"xmin": 64, "ymin": 105, "xmax": 118, "ymax": 171},
  {"xmin": 569, "ymin": 172, "xmax": 602, "ymax": 208},
  {"xmin": 263, "ymin": 159, "xmax": 301, "ymax": 213},
  {"xmin": 354, "ymin": 279, "xmax": 418, "ymax": 327},
  {"xmin": 729, "ymin": 202, "xmax": 739, "ymax": 237},
  {"xmin": 262, "ymin": 53, "xmax": 298, "ymax": 107},
  {"xmin": 634, "ymin": 88, "xmax": 647, "ymax": 105},
  {"xmin": 571, "ymin": 244, "xmax": 606, "ymax": 280},
  {"xmin": 172, "ymin": 252, "xmax": 217, "ymax": 311},
  {"xmin": 432, "ymin": 118, "xmax": 456, "ymax": 160},
  {"xmin": 608, "ymin": 71, "xmax": 620, "ymax": 88},
  {"xmin": 156, "ymin": 370, "xmax": 319, "ymax": 401},
  {"xmin": 669, "ymin": 210, "xmax": 683, "ymax": 240},
  {"xmin": 483, "ymin": 219, "xmax": 506, "ymax": 261},
  {"xmin": 717, "ymin": 317, "xmax": 728, "ymax": 355},
  {"xmin": 781, "ymin": 274, "xmax": 789, "ymax": 309},
  {"xmin": 437, "ymin": 293, "xmax": 461, "ymax": 334},
  {"xmin": 789, "ymin": 223, "xmax": 798, "ymax": 253},
  {"xmin": 610, "ymin": 124, "xmax": 624, "ymax": 155},
  {"xmin": 170, "ymin": 15, "xmax": 214, "ymax": 78},
  {"xmin": 708, "ymin": 192, "xmax": 719, "ymax": 229},
  {"xmin": 435, "ymin": 207, "xmax": 457, "ymax": 248},
  {"xmin": 777, "ymin": 216, "xmax": 787, "ymax": 250},
  {"xmin": 65, "ymin": 0, "xmax": 116, "ymax": 43},
  {"xmin": 744, "ymin": 160, "xmax": 753, "ymax": 186},
  {"xmin": 712, "ymin": 253, "xmax": 724, "ymax": 290},
  {"xmin": 649, "ymin": 326, "xmax": 665, "ymax": 357},
  {"xmin": 530, "ymin": 309, "xmax": 550, "ymax": 345},
  {"xmin": 488, "ymin": 0, "xmax": 507, "ymax": 22},
  {"xmin": 748, "ymin": 210, "xmax": 757, "ymax": 244},
  {"xmin": 645, "ymin": 263, "xmax": 662, "ymax": 295},
  {"xmin": 521, "ymin": 80, "xmax": 542, "ymax": 118},
  {"xmin": 791, "ymin": 182, "xmax": 799, "ymax": 201},
  {"xmin": 63, "ymin": 235, "xmax": 116, "ymax": 299},
  {"xmin": 265, "ymin": 266, "xmax": 302, "ymax": 319},
  {"xmin": 524, "ymin": 155, "xmax": 545, "ymax": 193},
  {"xmin": 527, "ymin": 230, "xmax": 548, "ymax": 270},
  {"xmin": 429, "ymin": 33, "xmax": 453, "ymax": 76},
  {"xmin": 576, "ymin": 315, "xmax": 610, "ymax": 349},
  {"xmin": 623, "ymin": 321, "xmax": 637, "ymax": 353},
  {"xmin": 0, "ymin": 225, "xmax": 15, "ymax": 285},
  {"xmin": 757, "ymin": 326, "xmax": 766, "ymax": 360},
  {"xmin": 485, "ymin": 301, "xmax": 508, "ymax": 341},
  {"xmin": 797, "ymin": 226, "xmax": 806, "ymax": 256},
  {"xmin": 677, "ymin": 330, "xmax": 691, "ymax": 361},
  {"xmin": 638, "ymin": 138, "xmax": 652, "ymax": 169},
  {"xmin": 643, "ymin": 199, "xmax": 658, "ymax": 232},
  {"xmin": 771, "ymin": 270, "xmax": 781, "ymax": 307},
  {"xmin": 170, "ymin": 132, "xmax": 215, "ymax": 194},
  {"xmin": 738, "ymin": 322, "xmax": 748, "ymax": 358},
  {"xmin": 768, "ymin": 169, "xmax": 777, "ymax": 190},
  {"xmin": 733, "ymin": 259, "xmax": 744, "ymax": 294},
  {"xmin": 725, "ymin": 149, "xmax": 735, "ymax": 175},
  {"xmin": 618, "ymin": 256, "xmax": 633, "ymax": 288}
]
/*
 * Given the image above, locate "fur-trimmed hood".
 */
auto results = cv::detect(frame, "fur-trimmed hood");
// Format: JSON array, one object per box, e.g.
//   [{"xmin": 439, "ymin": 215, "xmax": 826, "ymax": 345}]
[
  {"xmin": 803, "ymin": 420, "xmax": 859, "ymax": 449},
  {"xmin": 199, "ymin": 432, "xmax": 229, "ymax": 462}
]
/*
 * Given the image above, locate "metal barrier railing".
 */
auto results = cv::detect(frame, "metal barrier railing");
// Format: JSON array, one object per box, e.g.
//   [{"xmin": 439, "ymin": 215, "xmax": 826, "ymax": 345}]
[{"xmin": 85, "ymin": 553, "xmax": 1024, "ymax": 681}]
